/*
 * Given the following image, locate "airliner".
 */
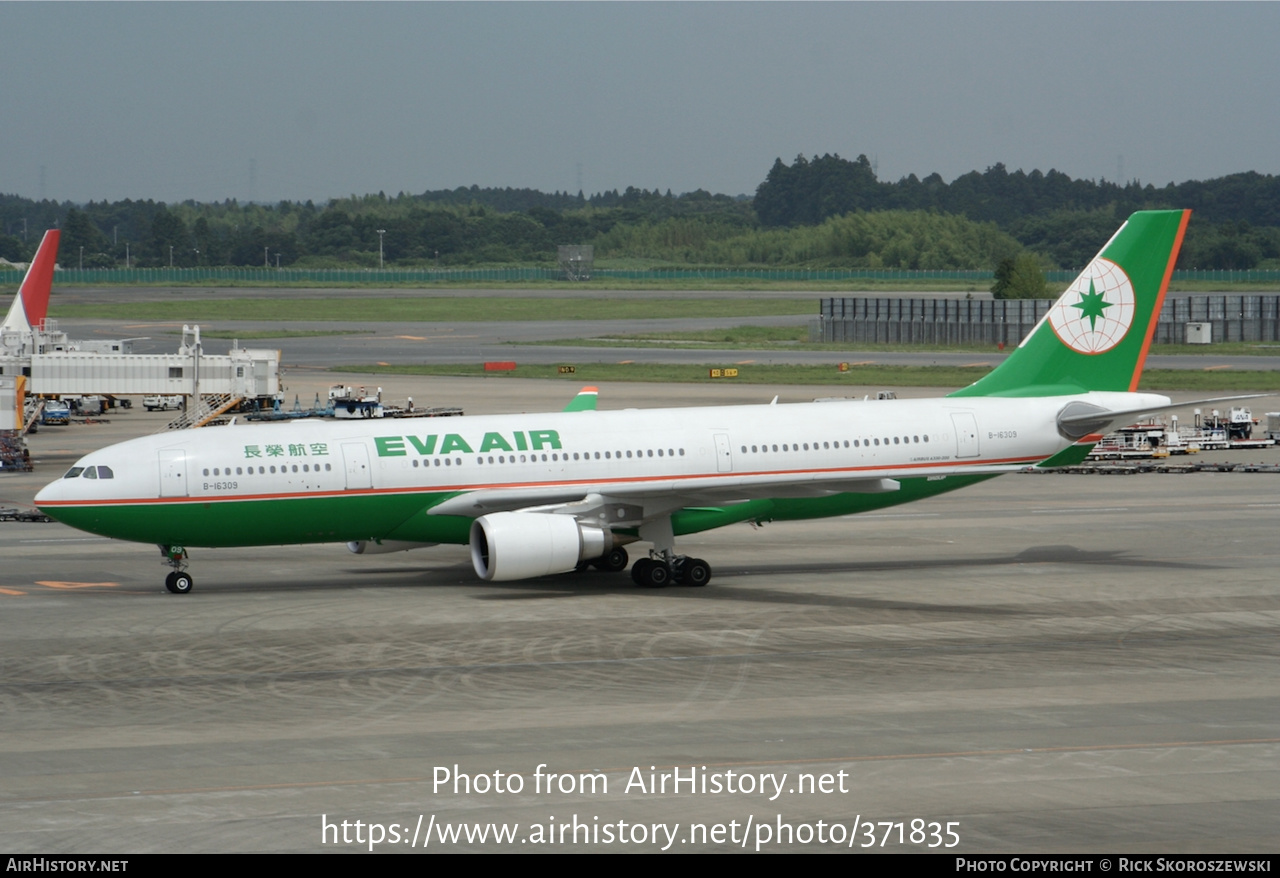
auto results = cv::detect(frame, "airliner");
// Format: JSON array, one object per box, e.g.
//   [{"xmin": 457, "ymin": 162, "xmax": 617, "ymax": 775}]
[{"xmin": 36, "ymin": 211, "xmax": 1212, "ymax": 593}]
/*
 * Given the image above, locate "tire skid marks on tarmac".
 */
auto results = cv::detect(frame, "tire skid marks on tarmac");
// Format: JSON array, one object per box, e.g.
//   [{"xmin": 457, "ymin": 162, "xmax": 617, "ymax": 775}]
[{"xmin": 3, "ymin": 602, "xmax": 1277, "ymax": 731}]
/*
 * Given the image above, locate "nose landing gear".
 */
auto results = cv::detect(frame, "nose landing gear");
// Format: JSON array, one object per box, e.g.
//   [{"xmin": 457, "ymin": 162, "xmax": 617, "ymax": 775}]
[{"xmin": 160, "ymin": 545, "xmax": 194, "ymax": 594}]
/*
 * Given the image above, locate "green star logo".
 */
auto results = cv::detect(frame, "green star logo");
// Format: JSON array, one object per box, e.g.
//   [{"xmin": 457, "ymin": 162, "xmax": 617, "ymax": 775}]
[{"xmin": 1071, "ymin": 278, "xmax": 1112, "ymax": 332}]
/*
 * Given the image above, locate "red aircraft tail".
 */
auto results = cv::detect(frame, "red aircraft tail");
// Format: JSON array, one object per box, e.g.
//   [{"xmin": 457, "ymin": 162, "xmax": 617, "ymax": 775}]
[{"xmin": 17, "ymin": 229, "xmax": 61, "ymax": 328}]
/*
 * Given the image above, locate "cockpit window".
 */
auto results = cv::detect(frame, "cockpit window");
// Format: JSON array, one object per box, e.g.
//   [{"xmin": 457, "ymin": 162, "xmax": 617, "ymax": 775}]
[
  {"xmin": 97, "ymin": 466, "xmax": 114, "ymax": 479},
  {"xmin": 64, "ymin": 467, "xmax": 85, "ymax": 479},
  {"xmin": 83, "ymin": 467, "xmax": 98, "ymax": 479}
]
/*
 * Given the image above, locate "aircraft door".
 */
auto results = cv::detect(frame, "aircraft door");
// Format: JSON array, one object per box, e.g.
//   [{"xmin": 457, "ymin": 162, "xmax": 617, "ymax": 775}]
[
  {"xmin": 342, "ymin": 442, "xmax": 372, "ymax": 489},
  {"xmin": 713, "ymin": 433, "xmax": 733, "ymax": 472},
  {"xmin": 158, "ymin": 448, "xmax": 189, "ymax": 497},
  {"xmin": 951, "ymin": 413, "xmax": 980, "ymax": 458}
]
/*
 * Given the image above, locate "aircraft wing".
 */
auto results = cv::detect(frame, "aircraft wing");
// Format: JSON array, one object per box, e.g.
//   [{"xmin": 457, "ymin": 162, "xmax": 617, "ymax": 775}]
[{"xmin": 427, "ymin": 474, "xmax": 906, "ymax": 523}]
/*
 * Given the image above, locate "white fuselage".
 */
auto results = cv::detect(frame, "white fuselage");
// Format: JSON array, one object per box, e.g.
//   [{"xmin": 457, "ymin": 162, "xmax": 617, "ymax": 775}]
[{"xmin": 36, "ymin": 390, "xmax": 1168, "ymax": 517}]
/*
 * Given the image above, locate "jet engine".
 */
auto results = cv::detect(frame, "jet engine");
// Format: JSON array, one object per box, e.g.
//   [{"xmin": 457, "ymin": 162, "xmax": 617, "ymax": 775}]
[{"xmin": 470, "ymin": 512, "xmax": 614, "ymax": 581}]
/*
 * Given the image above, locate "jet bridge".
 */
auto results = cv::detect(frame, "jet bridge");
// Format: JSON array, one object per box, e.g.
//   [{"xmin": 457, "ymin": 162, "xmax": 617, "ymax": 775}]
[{"xmin": 0, "ymin": 325, "xmax": 279, "ymax": 401}]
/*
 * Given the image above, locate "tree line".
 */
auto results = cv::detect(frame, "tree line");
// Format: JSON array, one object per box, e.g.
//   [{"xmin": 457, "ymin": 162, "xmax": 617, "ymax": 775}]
[{"xmin": 1, "ymin": 158, "xmax": 1277, "ymax": 271}]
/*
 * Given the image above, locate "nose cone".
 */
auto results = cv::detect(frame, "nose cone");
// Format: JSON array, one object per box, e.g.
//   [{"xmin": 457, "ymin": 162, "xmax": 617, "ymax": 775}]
[{"xmin": 34, "ymin": 475, "xmax": 72, "ymax": 516}]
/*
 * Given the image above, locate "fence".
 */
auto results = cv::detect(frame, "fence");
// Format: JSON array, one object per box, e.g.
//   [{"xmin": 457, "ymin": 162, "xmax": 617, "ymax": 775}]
[
  {"xmin": 814, "ymin": 295, "xmax": 1280, "ymax": 346},
  {"xmin": 20, "ymin": 267, "xmax": 1280, "ymax": 286}
]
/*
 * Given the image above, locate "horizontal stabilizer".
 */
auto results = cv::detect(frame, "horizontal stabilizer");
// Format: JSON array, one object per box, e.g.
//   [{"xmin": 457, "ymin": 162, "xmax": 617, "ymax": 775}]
[{"xmin": 1057, "ymin": 394, "xmax": 1266, "ymax": 441}]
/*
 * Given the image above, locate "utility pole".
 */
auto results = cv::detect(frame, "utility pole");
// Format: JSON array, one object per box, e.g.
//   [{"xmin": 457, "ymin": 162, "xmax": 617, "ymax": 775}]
[{"xmin": 377, "ymin": 229, "xmax": 386, "ymax": 269}]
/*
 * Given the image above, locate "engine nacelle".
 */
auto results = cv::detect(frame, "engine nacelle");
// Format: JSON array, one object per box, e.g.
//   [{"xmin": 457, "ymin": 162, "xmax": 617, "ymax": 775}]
[
  {"xmin": 470, "ymin": 512, "xmax": 613, "ymax": 581},
  {"xmin": 347, "ymin": 540, "xmax": 438, "ymax": 555}
]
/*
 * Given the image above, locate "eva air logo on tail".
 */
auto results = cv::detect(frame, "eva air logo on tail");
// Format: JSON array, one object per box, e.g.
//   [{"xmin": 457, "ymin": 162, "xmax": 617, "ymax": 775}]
[{"xmin": 1046, "ymin": 258, "xmax": 1136, "ymax": 354}]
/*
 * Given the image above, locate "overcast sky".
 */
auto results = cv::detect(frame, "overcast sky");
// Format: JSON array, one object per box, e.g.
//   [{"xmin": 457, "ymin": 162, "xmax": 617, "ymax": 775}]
[{"xmin": 3, "ymin": 2, "xmax": 1277, "ymax": 205}]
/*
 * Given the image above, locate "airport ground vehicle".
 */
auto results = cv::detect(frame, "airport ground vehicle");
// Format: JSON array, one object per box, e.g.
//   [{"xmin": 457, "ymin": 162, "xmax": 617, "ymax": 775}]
[{"xmin": 143, "ymin": 395, "xmax": 184, "ymax": 412}]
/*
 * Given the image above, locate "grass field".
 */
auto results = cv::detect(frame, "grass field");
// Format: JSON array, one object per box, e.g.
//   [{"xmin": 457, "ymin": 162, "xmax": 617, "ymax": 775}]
[
  {"xmin": 51, "ymin": 297, "xmax": 815, "ymax": 322},
  {"xmin": 535, "ymin": 326, "xmax": 1280, "ymax": 357}
]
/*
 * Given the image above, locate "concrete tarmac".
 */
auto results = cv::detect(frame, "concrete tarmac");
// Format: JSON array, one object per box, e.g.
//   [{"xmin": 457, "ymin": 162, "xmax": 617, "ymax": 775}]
[{"xmin": 1, "ymin": 378, "xmax": 1278, "ymax": 853}]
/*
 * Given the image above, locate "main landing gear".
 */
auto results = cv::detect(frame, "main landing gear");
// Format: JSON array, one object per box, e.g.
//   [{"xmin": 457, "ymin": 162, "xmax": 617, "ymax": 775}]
[
  {"xmin": 629, "ymin": 515, "xmax": 712, "ymax": 588},
  {"xmin": 631, "ymin": 554, "xmax": 712, "ymax": 588},
  {"xmin": 577, "ymin": 546, "xmax": 631, "ymax": 574},
  {"xmin": 160, "ymin": 545, "xmax": 194, "ymax": 594}
]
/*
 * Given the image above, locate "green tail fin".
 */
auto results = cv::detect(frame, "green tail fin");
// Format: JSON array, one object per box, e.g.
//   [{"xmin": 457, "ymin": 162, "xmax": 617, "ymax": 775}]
[
  {"xmin": 950, "ymin": 209, "xmax": 1190, "ymax": 398},
  {"xmin": 562, "ymin": 386, "xmax": 599, "ymax": 412}
]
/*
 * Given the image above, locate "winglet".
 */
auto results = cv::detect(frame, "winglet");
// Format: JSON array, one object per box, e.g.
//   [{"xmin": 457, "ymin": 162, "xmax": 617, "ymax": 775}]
[
  {"xmin": 2, "ymin": 229, "xmax": 60, "ymax": 333},
  {"xmin": 562, "ymin": 386, "xmax": 599, "ymax": 412}
]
